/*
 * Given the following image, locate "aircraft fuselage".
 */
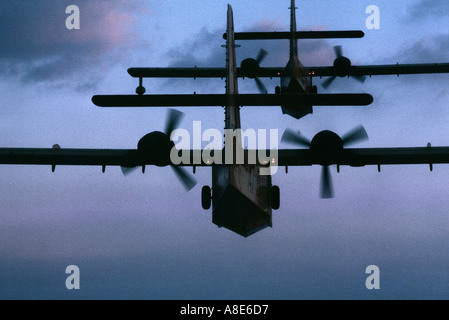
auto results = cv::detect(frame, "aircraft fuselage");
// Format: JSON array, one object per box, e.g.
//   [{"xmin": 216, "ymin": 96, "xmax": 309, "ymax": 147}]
[
  {"xmin": 278, "ymin": 1, "xmax": 316, "ymax": 119},
  {"xmin": 210, "ymin": 5, "xmax": 273, "ymax": 237}
]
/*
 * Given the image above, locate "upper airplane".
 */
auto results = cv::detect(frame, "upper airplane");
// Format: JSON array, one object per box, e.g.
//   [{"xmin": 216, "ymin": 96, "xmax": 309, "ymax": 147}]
[
  {"xmin": 94, "ymin": 0, "xmax": 449, "ymax": 120},
  {"xmin": 1, "ymin": 1, "xmax": 449, "ymax": 237}
]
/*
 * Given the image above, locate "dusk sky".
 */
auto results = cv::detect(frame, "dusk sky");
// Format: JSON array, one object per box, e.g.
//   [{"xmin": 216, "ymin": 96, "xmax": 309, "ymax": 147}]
[{"xmin": 0, "ymin": 0, "xmax": 448, "ymax": 300}]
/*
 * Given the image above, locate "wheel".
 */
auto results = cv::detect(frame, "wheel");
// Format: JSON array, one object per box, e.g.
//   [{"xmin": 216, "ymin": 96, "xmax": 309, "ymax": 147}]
[
  {"xmin": 201, "ymin": 186, "xmax": 211, "ymax": 210},
  {"xmin": 275, "ymin": 86, "xmax": 281, "ymax": 95},
  {"xmin": 271, "ymin": 185, "xmax": 280, "ymax": 210}
]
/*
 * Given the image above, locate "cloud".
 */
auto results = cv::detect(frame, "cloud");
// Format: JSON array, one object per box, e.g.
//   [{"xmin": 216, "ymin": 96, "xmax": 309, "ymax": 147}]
[
  {"xmin": 167, "ymin": 27, "xmax": 225, "ymax": 68},
  {"xmin": 166, "ymin": 20, "xmax": 334, "ymax": 68},
  {"xmin": 384, "ymin": 33, "xmax": 449, "ymax": 64},
  {"xmin": 404, "ymin": 34, "xmax": 449, "ymax": 63},
  {"xmin": 406, "ymin": 0, "xmax": 449, "ymax": 20},
  {"xmin": 158, "ymin": 19, "xmax": 335, "ymax": 95},
  {"xmin": 0, "ymin": 0, "xmax": 151, "ymax": 90},
  {"xmin": 159, "ymin": 18, "xmax": 337, "ymax": 95}
]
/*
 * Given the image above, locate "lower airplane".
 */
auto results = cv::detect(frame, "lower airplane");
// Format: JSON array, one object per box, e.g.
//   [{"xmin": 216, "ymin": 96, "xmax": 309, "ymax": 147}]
[{"xmin": 1, "ymin": 4, "xmax": 449, "ymax": 237}]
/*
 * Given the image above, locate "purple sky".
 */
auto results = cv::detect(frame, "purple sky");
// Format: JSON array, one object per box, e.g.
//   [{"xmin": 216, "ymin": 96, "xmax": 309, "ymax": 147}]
[{"xmin": 0, "ymin": 0, "xmax": 449, "ymax": 300}]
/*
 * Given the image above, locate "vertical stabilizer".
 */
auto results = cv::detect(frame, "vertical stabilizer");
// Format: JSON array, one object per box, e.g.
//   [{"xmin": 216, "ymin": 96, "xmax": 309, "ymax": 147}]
[
  {"xmin": 225, "ymin": 4, "xmax": 241, "ymax": 130},
  {"xmin": 289, "ymin": 0, "xmax": 299, "ymax": 61}
]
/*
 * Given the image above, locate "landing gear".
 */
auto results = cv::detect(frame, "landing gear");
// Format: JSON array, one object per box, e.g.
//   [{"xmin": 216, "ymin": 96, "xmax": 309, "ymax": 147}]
[
  {"xmin": 311, "ymin": 85, "xmax": 318, "ymax": 94},
  {"xmin": 201, "ymin": 186, "xmax": 212, "ymax": 210},
  {"xmin": 271, "ymin": 185, "xmax": 280, "ymax": 210},
  {"xmin": 275, "ymin": 86, "xmax": 281, "ymax": 95}
]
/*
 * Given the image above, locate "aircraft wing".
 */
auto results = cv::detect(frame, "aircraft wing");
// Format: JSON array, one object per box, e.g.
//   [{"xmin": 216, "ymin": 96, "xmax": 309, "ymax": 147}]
[
  {"xmin": 128, "ymin": 68, "xmax": 226, "ymax": 78},
  {"xmin": 0, "ymin": 148, "xmax": 206, "ymax": 168},
  {"xmin": 1, "ymin": 146, "xmax": 449, "ymax": 170},
  {"xmin": 277, "ymin": 146, "xmax": 449, "ymax": 168},
  {"xmin": 92, "ymin": 93, "xmax": 373, "ymax": 107},
  {"xmin": 128, "ymin": 67, "xmax": 284, "ymax": 78},
  {"xmin": 308, "ymin": 63, "xmax": 449, "ymax": 77},
  {"xmin": 129, "ymin": 63, "xmax": 449, "ymax": 79},
  {"xmin": 0, "ymin": 148, "xmax": 141, "ymax": 168}
]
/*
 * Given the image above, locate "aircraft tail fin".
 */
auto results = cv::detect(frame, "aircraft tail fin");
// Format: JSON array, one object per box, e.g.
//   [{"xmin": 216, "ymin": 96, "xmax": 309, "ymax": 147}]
[
  {"xmin": 225, "ymin": 4, "xmax": 241, "ymax": 130},
  {"xmin": 289, "ymin": 0, "xmax": 298, "ymax": 61}
]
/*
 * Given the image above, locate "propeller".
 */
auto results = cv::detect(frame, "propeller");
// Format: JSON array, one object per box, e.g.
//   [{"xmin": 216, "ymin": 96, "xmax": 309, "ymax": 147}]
[
  {"xmin": 320, "ymin": 165, "xmax": 333, "ymax": 199},
  {"xmin": 282, "ymin": 125, "xmax": 368, "ymax": 198},
  {"xmin": 171, "ymin": 165, "xmax": 197, "ymax": 191},
  {"xmin": 281, "ymin": 128, "xmax": 311, "ymax": 147},
  {"xmin": 121, "ymin": 109, "xmax": 197, "ymax": 191},
  {"xmin": 164, "ymin": 109, "xmax": 197, "ymax": 191},
  {"xmin": 321, "ymin": 46, "xmax": 366, "ymax": 89},
  {"xmin": 241, "ymin": 49, "xmax": 268, "ymax": 93},
  {"xmin": 165, "ymin": 109, "xmax": 184, "ymax": 137},
  {"xmin": 256, "ymin": 48, "xmax": 268, "ymax": 65},
  {"xmin": 341, "ymin": 125, "xmax": 369, "ymax": 146}
]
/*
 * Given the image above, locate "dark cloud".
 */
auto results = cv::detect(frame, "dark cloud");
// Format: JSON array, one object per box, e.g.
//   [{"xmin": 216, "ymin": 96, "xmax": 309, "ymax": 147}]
[
  {"xmin": 406, "ymin": 0, "xmax": 449, "ymax": 20},
  {"xmin": 167, "ymin": 27, "xmax": 225, "ymax": 68},
  {"xmin": 161, "ymin": 20, "xmax": 334, "ymax": 95},
  {"xmin": 161, "ymin": 18, "xmax": 337, "ymax": 95},
  {"xmin": 0, "ymin": 0, "xmax": 151, "ymax": 90},
  {"xmin": 402, "ymin": 34, "xmax": 449, "ymax": 63},
  {"xmin": 384, "ymin": 33, "xmax": 449, "ymax": 64},
  {"xmin": 166, "ymin": 20, "xmax": 334, "ymax": 68}
]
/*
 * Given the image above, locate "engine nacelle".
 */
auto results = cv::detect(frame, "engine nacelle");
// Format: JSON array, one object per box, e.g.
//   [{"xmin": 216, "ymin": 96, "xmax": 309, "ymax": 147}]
[
  {"xmin": 240, "ymin": 58, "xmax": 260, "ymax": 79},
  {"xmin": 334, "ymin": 56, "xmax": 352, "ymax": 77},
  {"xmin": 137, "ymin": 131, "xmax": 174, "ymax": 167},
  {"xmin": 310, "ymin": 130, "xmax": 344, "ymax": 166}
]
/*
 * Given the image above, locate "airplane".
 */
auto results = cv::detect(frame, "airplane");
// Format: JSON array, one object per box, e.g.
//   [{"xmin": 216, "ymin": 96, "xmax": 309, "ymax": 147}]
[
  {"xmin": 109, "ymin": 0, "xmax": 449, "ymax": 120},
  {"xmin": 1, "ymin": 2, "xmax": 449, "ymax": 238}
]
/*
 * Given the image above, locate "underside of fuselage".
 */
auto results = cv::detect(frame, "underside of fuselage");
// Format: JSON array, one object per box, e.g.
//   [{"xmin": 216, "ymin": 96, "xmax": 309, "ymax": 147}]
[
  {"xmin": 280, "ymin": 60, "xmax": 314, "ymax": 119},
  {"xmin": 212, "ymin": 165, "xmax": 272, "ymax": 237}
]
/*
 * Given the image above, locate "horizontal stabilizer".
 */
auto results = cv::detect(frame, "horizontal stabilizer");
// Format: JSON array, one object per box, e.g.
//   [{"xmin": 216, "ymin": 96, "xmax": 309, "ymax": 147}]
[
  {"xmin": 223, "ymin": 30, "xmax": 364, "ymax": 40},
  {"xmin": 92, "ymin": 94, "xmax": 373, "ymax": 107},
  {"xmin": 128, "ymin": 67, "xmax": 227, "ymax": 78},
  {"xmin": 128, "ymin": 67, "xmax": 284, "ymax": 78}
]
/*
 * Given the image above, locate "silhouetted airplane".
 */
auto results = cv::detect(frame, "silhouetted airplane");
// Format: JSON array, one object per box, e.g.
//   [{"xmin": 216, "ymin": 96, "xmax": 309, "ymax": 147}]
[
  {"xmin": 1, "ymin": 2, "xmax": 449, "ymax": 237},
  {"xmin": 112, "ymin": 0, "xmax": 449, "ymax": 120}
]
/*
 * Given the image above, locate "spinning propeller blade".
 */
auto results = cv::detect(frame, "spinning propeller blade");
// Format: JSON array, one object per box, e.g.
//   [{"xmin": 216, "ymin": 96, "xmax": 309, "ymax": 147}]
[
  {"xmin": 254, "ymin": 77, "xmax": 267, "ymax": 94},
  {"xmin": 121, "ymin": 166, "xmax": 139, "ymax": 176},
  {"xmin": 256, "ymin": 48, "xmax": 268, "ymax": 64},
  {"xmin": 321, "ymin": 76, "xmax": 337, "ymax": 89},
  {"xmin": 334, "ymin": 45, "xmax": 343, "ymax": 58},
  {"xmin": 241, "ymin": 49, "xmax": 269, "ymax": 93},
  {"xmin": 282, "ymin": 125, "xmax": 368, "ymax": 198},
  {"xmin": 172, "ymin": 166, "xmax": 197, "ymax": 191},
  {"xmin": 121, "ymin": 109, "xmax": 197, "ymax": 191},
  {"xmin": 322, "ymin": 45, "xmax": 366, "ymax": 88},
  {"xmin": 281, "ymin": 128, "xmax": 311, "ymax": 147},
  {"xmin": 254, "ymin": 49, "xmax": 268, "ymax": 93},
  {"xmin": 341, "ymin": 125, "xmax": 369, "ymax": 146},
  {"xmin": 320, "ymin": 165, "xmax": 334, "ymax": 199},
  {"xmin": 165, "ymin": 109, "xmax": 184, "ymax": 137}
]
